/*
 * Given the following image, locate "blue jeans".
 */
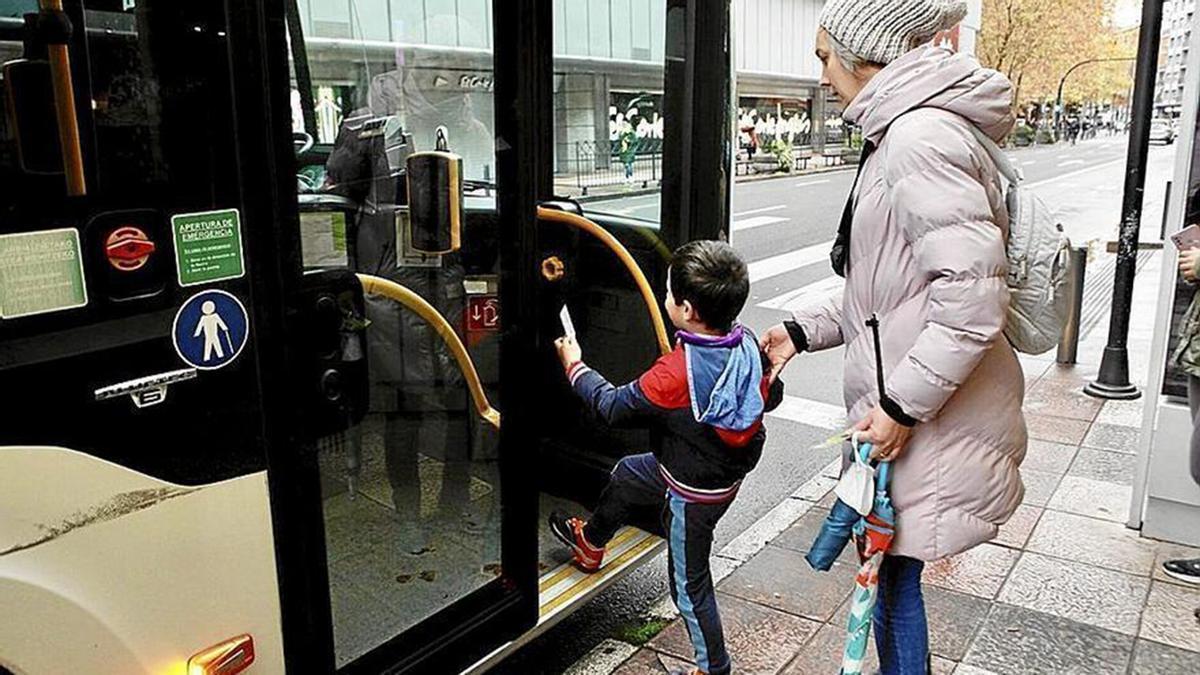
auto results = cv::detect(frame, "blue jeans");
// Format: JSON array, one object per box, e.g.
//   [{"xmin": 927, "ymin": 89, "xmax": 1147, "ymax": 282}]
[{"xmin": 873, "ymin": 555, "xmax": 929, "ymax": 675}]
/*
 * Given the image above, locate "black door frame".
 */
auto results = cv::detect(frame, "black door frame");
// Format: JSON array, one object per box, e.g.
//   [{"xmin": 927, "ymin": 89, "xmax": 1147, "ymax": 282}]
[
  {"xmin": 233, "ymin": 0, "xmax": 550, "ymax": 672},
  {"xmin": 660, "ymin": 0, "xmax": 734, "ymax": 246}
]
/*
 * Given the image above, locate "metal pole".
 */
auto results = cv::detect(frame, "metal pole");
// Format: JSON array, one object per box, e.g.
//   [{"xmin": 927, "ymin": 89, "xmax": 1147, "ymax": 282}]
[
  {"xmin": 1159, "ymin": 181, "xmax": 1173, "ymax": 241},
  {"xmin": 1057, "ymin": 246, "xmax": 1089, "ymax": 365},
  {"xmin": 284, "ymin": 0, "xmax": 319, "ymax": 140},
  {"xmin": 1084, "ymin": 0, "xmax": 1166, "ymax": 401}
]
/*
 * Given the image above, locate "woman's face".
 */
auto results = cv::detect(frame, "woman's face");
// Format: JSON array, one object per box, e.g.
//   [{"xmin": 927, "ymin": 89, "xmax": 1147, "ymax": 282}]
[{"xmin": 815, "ymin": 28, "xmax": 869, "ymax": 103}]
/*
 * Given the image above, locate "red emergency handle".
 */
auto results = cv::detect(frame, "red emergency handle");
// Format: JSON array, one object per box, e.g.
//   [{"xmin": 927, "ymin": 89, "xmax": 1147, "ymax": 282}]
[{"xmin": 106, "ymin": 235, "xmax": 156, "ymax": 260}]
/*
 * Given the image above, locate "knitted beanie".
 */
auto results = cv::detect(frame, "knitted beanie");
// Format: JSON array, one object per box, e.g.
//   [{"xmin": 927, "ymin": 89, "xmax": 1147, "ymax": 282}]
[{"xmin": 819, "ymin": 0, "xmax": 968, "ymax": 65}]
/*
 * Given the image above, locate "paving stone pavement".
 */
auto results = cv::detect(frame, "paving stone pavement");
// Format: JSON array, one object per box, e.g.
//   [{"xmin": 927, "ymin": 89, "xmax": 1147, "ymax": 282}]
[{"xmin": 593, "ymin": 356, "xmax": 1200, "ymax": 674}]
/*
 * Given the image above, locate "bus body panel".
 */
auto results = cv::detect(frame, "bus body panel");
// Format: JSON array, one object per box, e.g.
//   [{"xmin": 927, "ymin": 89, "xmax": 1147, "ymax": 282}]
[{"xmin": 0, "ymin": 447, "xmax": 284, "ymax": 674}]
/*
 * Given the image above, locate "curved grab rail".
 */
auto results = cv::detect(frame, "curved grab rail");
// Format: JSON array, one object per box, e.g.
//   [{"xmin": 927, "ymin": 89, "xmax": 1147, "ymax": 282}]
[
  {"xmin": 536, "ymin": 207, "xmax": 672, "ymax": 357},
  {"xmin": 356, "ymin": 273, "xmax": 501, "ymax": 430}
]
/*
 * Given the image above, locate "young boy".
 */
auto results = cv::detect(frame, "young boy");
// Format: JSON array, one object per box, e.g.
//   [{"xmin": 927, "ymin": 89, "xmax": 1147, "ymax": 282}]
[{"xmin": 551, "ymin": 240, "xmax": 781, "ymax": 675}]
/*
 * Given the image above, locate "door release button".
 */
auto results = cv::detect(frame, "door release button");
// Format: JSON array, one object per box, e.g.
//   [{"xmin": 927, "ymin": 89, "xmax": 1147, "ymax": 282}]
[{"xmin": 95, "ymin": 367, "xmax": 197, "ymax": 409}]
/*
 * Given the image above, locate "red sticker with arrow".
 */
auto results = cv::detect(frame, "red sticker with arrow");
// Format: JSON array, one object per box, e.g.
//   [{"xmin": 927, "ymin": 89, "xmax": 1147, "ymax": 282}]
[{"xmin": 467, "ymin": 295, "xmax": 500, "ymax": 332}]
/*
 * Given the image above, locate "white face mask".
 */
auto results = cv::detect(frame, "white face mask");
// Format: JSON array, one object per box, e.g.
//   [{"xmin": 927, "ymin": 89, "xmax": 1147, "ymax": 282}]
[{"xmin": 835, "ymin": 432, "xmax": 877, "ymax": 517}]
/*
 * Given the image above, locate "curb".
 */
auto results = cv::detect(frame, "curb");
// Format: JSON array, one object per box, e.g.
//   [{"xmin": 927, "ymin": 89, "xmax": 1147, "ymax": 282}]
[{"xmin": 564, "ymin": 456, "xmax": 844, "ymax": 674}]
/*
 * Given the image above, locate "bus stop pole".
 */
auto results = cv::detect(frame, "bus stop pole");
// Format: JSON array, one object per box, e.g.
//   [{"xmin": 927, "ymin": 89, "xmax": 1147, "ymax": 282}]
[{"xmin": 1084, "ymin": 0, "xmax": 1166, "ymax": 401}]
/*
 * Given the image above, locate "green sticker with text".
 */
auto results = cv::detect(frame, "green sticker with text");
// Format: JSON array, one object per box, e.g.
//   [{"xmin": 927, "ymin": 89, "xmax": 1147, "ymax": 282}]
[
  {"xmin": 172, "ymin": 208, "xmax": 245, "ymax": 286},
  {"xmin": 0, "ymin": 228, "xmax": 88, "ymax": 319}
]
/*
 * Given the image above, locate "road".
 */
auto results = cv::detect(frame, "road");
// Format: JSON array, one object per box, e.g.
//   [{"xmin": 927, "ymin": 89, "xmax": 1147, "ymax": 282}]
[{"xmin": 492, "ymin": 134, "xmax": 1168, "ymax": 674}]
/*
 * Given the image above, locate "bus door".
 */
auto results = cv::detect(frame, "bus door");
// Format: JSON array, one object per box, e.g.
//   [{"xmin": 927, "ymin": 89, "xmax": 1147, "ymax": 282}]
[
  {"xmin": 0, "ymin": 0, "xmax": 317, "ymax": 672},
  {"xmin": 279, "ymin": 1, "xmax": 548, "ymax": 673},
  {"xmin": 0, "ymin": 0, "xmax": 544, "ymax": 673},
  {"xmin": 280, "ymin": 0, "xmax": 734, "ymax": 671}
]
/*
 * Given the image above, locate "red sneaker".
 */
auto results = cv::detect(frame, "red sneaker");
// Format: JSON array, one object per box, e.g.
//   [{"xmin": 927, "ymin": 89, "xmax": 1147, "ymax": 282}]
[{"xmin": 549, "ymin": 512, "xmax": 604, "ymax": 572}]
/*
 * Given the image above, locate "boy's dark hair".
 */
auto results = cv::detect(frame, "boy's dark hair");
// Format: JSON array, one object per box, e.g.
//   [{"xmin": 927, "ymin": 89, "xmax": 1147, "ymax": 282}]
[{"xmin": 669, "ymin": 240, "xmax": 749, "ymax": 332}]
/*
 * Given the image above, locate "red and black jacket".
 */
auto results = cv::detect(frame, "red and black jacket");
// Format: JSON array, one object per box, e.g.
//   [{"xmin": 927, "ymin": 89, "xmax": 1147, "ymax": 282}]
[{"xmin": 565, "ymin": 328, "xmax": 783, "ymax": 502}]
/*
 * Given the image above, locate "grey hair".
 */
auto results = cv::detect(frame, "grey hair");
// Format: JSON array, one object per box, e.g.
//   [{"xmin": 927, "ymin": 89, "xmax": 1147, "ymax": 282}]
[{"xmin": 826, "ymin": 30, "xmax": 866, "ymax": 72}]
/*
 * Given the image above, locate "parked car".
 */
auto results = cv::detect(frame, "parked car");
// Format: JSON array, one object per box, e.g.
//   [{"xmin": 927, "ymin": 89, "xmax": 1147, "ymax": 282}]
[{"xmin": 1150, "ymin": 118, "xmax": 1176, "ymax": 144}]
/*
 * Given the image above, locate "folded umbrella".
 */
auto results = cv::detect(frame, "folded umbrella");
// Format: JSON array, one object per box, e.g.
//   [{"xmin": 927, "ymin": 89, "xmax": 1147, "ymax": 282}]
[
  {"xmin": 805, "ymin": 439, "xmax": 876, "ymax": 572},
  {"xmin": 841, "ymin": 459, "xmax": 895, "ymax": 675}
]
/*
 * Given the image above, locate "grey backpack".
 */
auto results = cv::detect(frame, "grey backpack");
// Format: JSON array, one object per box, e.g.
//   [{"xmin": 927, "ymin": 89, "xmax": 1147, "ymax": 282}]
[{"xmin": 969, "ymin": 126, "xmax": 1072, "ymax": 355}]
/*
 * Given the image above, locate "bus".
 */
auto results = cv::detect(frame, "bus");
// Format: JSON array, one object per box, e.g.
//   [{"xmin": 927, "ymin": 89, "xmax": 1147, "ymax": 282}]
[{"xmin": 0, "ymin": 0, "xmax": 734, "ymax": 673}]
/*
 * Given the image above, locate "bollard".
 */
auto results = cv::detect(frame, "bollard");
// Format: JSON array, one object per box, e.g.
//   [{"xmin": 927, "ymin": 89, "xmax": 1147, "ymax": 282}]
[{"xmin": 1057, "ymin": 246, "xmax": 1089, "ymax": 364}]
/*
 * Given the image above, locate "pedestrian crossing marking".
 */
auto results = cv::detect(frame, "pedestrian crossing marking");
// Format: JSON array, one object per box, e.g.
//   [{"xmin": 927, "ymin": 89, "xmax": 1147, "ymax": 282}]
[
  {"xmin": 732, "ymin": 215, "xmax": 789, "ymax": 232},
  {"xmin": 747, "ymin": 239, "xmax": 834, "ymax": 283},
  {"xmin": 758, "ymin": 275, "xmax": 844, "ymax": 311},
  {"xmin": 767, "ymin": 394, "xmax": 848, "ymax": 431}
]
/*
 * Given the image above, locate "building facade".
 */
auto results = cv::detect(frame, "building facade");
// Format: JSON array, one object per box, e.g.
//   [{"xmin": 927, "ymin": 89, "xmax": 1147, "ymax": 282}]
[
  {"xmin": 1157, "ymin": 0, "xmax": 1195, "ymax": 117},
  {"xmin": 291, "ymin": 0, "xmax": 978, "ymax": 174}
]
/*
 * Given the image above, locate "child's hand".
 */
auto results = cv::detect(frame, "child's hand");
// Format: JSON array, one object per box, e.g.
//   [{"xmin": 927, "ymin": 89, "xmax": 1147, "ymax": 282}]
[{"xmin": 555, "ymin": 336, "xmax": 582, "ymax": 369}]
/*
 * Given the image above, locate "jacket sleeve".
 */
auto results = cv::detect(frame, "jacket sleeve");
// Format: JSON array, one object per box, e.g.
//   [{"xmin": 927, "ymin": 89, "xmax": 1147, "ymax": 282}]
[
  {"xmin": 566, "ymin": 349, "xmax": 690, "ymax": 427},
  {"xmin": 566, "ymin": 362, "xmax": 660, "ymax": 427},
  {"xmin": 882, "ymin": 118, "xmax": 1009, "ymax": 422},
  {"xmin": 790, "ymin": 291, "xmax": 844, "ymax": 351}
]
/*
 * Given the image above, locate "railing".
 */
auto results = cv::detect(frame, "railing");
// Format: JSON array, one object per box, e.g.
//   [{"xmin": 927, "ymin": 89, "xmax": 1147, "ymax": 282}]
[{"xmin": 573, "ymin": 138, "xmax": 663, "ymax": 195}]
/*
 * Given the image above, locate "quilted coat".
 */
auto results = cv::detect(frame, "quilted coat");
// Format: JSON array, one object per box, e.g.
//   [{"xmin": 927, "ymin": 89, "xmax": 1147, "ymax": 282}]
[{"xmin": 793, "ymin": 45, "xmax": 1028, "ymax": 561}]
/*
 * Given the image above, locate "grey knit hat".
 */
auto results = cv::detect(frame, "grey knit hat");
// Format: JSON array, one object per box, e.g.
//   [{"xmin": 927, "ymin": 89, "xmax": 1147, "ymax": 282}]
[{"xmin": 819, "ymin": 0, "xmax": 968, "ymax": 65}]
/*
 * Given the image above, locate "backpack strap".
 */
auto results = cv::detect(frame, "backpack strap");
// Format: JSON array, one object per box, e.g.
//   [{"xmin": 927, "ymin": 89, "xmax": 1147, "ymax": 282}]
[{"xmin": 965, "ymin": 124, "xmax": 1023, "ymax": 185}]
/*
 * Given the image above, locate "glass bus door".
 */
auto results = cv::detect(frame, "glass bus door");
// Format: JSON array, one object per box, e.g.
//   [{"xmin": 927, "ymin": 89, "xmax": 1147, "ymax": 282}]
[
  {"xmin": 278, "ymin": 1, "xmax": 544, "ymax": 673},
  {"xmin": 279, "ymin": 0, "xmax": 734, "ymax": 670}
]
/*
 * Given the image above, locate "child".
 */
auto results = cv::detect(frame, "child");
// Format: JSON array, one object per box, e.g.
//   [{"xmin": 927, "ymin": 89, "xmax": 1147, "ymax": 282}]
[{"xmin": 550, "ymin": 240, "xmax": 782, "ymax": 675}]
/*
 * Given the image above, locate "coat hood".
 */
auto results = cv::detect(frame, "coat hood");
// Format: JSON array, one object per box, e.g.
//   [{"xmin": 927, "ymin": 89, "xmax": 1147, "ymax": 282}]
[
  {"xmin": 677, "ymin": 325, "xmax": 765, "ymax": 432},
  {"xmin": 844, "ymin": 45, "xmax": 1015, "ymax": 145}
]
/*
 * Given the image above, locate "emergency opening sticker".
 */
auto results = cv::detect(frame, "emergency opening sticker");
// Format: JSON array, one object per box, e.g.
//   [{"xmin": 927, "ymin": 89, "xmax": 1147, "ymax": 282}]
[
  {"xmin": 171, "ymin": 208, "xmax": 245, "ymax": 287},
  {"xmin": 0, "ymin": 228, "xmax": 88, "ymax": 319}
]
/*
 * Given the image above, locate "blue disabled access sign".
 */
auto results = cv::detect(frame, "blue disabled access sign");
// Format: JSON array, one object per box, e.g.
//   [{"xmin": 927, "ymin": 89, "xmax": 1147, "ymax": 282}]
[{"xmin": 172, "ymin": 289, "xmax": 249, "ymax": 370}]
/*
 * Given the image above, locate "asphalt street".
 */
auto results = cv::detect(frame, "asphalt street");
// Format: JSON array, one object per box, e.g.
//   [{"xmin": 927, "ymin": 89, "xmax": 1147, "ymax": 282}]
[{"xmin": 492, "ymin": 134, "xmax": 1155, "ymax": 674}]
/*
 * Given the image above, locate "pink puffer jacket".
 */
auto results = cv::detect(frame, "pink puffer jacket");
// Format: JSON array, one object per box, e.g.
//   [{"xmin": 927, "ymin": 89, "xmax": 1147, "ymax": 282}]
[{"xmin": 793, "ymin": 45, "xmax": 1027, "ymax": 561}]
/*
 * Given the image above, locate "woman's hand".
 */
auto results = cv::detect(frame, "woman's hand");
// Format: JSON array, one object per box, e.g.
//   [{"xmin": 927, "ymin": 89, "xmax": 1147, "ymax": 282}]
[
  {"xmin": 759, "ymin": 323, "xmax": 798, "ymax": 383},
  {"xmin": 856, "ymin": 404, "xmax": 913, "ymax": 462},
  {"xmin": 1179, "ymin": 247, "xmax": 1200, "ymax": 282}
]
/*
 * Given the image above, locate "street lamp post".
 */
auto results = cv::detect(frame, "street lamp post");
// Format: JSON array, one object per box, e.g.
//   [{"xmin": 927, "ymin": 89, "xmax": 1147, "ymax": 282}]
[
  {"xmin": 1054, "ymin": 57, "xmax": 1136, "ymax": 141},
  {"xmin": 1084, "ymin": 0, "xmax": 1166, "ymax": 400}
]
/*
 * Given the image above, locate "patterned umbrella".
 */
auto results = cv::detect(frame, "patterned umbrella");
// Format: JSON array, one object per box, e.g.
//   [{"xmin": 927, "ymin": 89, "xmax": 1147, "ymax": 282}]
[{"xmin": 840, "ymin": 454, "xmax": 895, "ymax": 675}]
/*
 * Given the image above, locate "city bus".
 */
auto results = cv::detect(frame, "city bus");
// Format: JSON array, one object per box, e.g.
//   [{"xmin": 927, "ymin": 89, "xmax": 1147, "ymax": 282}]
[{"xmin": 0, "ymin": 0, "xmax": 732, "ymax": 673}]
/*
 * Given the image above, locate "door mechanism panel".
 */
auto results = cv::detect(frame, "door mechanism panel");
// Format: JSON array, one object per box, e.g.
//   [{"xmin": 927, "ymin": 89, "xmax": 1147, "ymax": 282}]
[{"xmin": 296, "ymin": 269, "xmax": 369, "ymax": 439}]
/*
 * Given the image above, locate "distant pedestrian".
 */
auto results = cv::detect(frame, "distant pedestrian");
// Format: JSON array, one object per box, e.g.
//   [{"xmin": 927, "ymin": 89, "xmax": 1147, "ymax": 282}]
[
  {"xmin": 1067, "ymin": 117, "xmax": 1080, "ymax": 145},
  {"xmin": 761, "ymin": 0, "xmax": 1027, "ymax": 672}
]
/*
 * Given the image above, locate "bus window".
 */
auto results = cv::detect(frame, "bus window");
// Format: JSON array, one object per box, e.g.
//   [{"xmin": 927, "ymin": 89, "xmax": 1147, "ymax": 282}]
[
  {"xmin": 285, "ymin": 1, "xmax": 502, "ymax": 666},
  {"xmin": 554, "ymin": 2, "xmax": 668, "ymax": 221},
  {"xmin": 531, "ymin": 2, "xmax": 674, "ymax": 516}
]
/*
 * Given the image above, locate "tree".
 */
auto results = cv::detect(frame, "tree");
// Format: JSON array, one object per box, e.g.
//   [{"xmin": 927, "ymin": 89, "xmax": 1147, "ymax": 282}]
[{"xmin": 979, "ymin": 0, "xmax": 1134, "ymax": 111}]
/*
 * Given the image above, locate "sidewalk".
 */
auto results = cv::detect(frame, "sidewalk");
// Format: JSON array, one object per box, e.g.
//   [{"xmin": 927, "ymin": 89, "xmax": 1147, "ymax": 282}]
[{"xmin": 568, "ymin": 251, "xmax": 1200, "ymax": 675}]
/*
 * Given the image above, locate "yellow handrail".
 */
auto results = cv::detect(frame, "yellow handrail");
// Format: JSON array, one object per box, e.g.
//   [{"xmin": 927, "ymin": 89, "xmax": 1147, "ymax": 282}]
[
  {"xmin": 41, "ymin": 0, "xmax": 86, "ymax": 196},
  {"xmin": 537, "ymin": 207, "xmax": 672, "ymax": 356},
  {"xmin": 356, "ymin": 274, "xmax": 501, "ymax": 430}
]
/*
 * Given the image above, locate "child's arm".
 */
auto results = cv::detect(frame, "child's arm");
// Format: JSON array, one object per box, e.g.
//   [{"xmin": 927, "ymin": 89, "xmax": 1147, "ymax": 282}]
[{"xmin": 555, "ymin": 336, "xmax": 677, "ymax": 427}]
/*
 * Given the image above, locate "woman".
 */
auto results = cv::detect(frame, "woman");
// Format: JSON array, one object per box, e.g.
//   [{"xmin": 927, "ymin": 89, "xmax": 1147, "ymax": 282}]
[{"xmin": 760, "ymin": 0, "xmax": 1027, "ymax": 671}]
